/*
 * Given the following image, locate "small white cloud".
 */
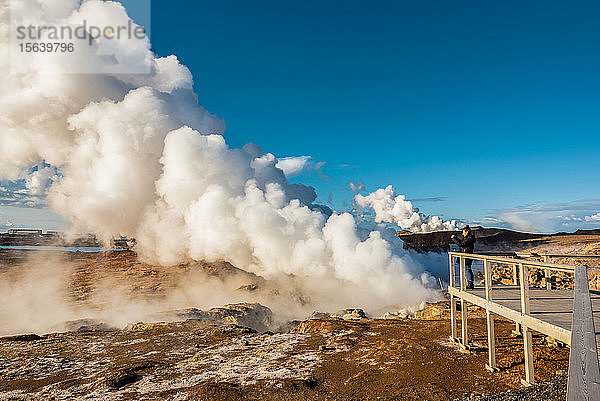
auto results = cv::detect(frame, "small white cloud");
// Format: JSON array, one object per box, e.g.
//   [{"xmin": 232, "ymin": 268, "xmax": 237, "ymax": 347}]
[
  {"xmin": 276, "ymin": 156, "xmax": 325, "ymax": 178},
  {"xmin": 561, "ymin": 215, "xmax": 583, "ymax": 221},
  {"xmin": 276, "ymin": 156, "xmax": 311, "ymax": 177},
  {"xmin": 585, "ymin": 213, "xmax": 600, "ymax": 222},
  {"xmin": 470, "ymin": 217, "xmax": 501, "ymax": 224},
  {"xmin": 349, "ymin": 181, "xmax": 365, "ymax": 193},
  {"xmin": 484, "ymin": 200, "xmax": 600, "ymax": 233}
]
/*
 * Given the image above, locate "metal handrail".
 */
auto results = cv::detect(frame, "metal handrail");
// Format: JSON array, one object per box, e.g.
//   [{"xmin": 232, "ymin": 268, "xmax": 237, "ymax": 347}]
[
  {"xmin": 448, "ymin": 251, "xmax": 584, "ymax": 385},
  {"xmin": 448, "ymin": 251, "xmax": 577, "ymax": 273},
  {"xmin": 517, "ymin": 252, "xmax": 600, "ymax": 259},
  {"xmin": 544, "ymin": 254, "xmax": 600, "ymax": 260}
]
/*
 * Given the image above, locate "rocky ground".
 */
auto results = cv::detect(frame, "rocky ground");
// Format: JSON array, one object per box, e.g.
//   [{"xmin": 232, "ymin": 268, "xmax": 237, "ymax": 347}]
[
  {"xmin": 456, "ymin": 374, "xmax": 567, "ymax": 401},
  {"xmin": 1, "ymin": 230, "xmax": 599, "ymax": 400},
  {"xmin": 0, "ymin": 301, "xmax": 570, "ymax": 401}
]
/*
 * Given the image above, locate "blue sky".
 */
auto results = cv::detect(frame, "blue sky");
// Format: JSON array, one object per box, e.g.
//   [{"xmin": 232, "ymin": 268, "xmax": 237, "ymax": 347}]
[
  {"xmin": 149, "ymin": 0, "xmax": 600, "ymax": 232},
  {"xmin": 2, "ymin": 0, "xmax": 600, "ymax": 232}
]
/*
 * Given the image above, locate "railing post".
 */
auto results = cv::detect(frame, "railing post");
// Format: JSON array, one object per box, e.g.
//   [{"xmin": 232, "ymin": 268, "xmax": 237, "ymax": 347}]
[
  {"xmin": 519, "ymin": 263, "xmax": 531, "ymax": 315},
  {"xmin": 460, "ymin": 256, "xmax": 466, "ymax": 290},
  {"xmin": 513, "ymin": 263, "xmax": 522, "ymax": 336},
  {"xmin": 460, "ymin": 256, "xmax": 468, "ymax": 348},
  {"xmin": 449, "ymin": 253, "xmax": 456, "ymax": 287},
  {"xmin": 522, "ymin": 328, "xmax": 534, "ymax": 385},
  {"xmin": 484, "ymin": 259, "xmax": 492, "ymax": 301},
  {"xmin": 484, "ymin": 259, "xmax": 497, "ymax": 371},
  {"xmin": 543, "ymin": 255, "xmax": 552, "ymax": 290},
  {"xmin": 449, "ymin": 253, "xmax": 458, "ymax": 341},
  {"xmin": 519, "ymin": 263, "xmax": 535, "ymax": 385}
]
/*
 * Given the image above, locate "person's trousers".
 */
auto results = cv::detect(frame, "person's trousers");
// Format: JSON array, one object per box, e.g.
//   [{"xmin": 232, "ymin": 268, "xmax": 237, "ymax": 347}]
[{"xmin": 465, "ymin": 258, "xmax": 474, "ymax": 284}]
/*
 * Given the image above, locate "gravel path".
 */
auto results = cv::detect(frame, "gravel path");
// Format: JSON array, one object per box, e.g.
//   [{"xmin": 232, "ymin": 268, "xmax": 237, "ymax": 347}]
[{"xmin": 457, "ymin": 374, "xmax": 567, "ymax": 401}]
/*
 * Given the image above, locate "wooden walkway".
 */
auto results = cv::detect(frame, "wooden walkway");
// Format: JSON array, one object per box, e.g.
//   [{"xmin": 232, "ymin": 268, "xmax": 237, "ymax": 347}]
[
  {"xmin": 447, "ymin": 252, "xmax": 600, "ymax": 399},
  {"xmin": 461, "ymin": 286, "xmax": 600, "ymax": 346}
]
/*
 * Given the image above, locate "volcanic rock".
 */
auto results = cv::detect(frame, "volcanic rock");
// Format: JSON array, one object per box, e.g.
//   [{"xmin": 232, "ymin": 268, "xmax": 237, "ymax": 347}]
[
  {"xmin": 1, "ymin": 334, "xmax": 44, "ymax": 342},
  {"xmin": 146, "ymin": 303, "xmax": 273, "ymax": 332},
  {"xmin": 63, "ymin": 319, "xmax": 117, "ymax": 332},
  {"xmin": 150, "ymin": 307, "xmax": 209, "ymax": 322},
  {"xmin": 379, "ymin": 310, "xmax": 410, "ymax": 319},
  {"xmin": 309, "ymin": 311, "xmax": 330, "ymax": 319},
  {"xmin": 331, "ymin": 308, "xmax": 367, "ymax": 320},
  {"xmin": 207, "ymin": 303, "xmax": 273, "ymax": 332},
  {"xmin": 414, "ymin": 302, "xmax": 450, "ymax": 319}
]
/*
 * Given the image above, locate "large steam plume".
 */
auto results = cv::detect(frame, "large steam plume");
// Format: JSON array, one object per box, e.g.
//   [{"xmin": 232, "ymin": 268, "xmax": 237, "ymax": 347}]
[{"xmin": 0, "ymin": 0, "xmax": 451, "ymax": 321}]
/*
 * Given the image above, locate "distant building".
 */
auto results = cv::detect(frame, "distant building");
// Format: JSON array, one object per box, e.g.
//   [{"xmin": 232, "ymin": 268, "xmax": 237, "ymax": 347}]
[{"xmin": 7, "ymin": 229, "xmax": 43, "ymax": 235}]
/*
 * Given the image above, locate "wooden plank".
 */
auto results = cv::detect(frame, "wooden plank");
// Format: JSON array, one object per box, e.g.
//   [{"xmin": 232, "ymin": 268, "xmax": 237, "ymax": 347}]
[{"xmin": 567, "ymin": 266, "xmax": 600, "ymax": 401}]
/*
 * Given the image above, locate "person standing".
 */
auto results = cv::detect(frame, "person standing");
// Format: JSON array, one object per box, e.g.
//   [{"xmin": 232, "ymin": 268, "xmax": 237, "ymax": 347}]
[{"xmin": 451, "ymin": 225, "xmax": 477, "ymax": 289}]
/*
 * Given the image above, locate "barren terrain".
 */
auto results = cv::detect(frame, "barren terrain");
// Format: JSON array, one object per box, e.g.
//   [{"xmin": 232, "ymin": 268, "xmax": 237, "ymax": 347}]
[
  {"xmin": 0, "ymin": 230, "xmax": 599, "ymax": 400},
  {"xmin": 0, "ymin": 300, "xmax": 570, "ymax": 401}
]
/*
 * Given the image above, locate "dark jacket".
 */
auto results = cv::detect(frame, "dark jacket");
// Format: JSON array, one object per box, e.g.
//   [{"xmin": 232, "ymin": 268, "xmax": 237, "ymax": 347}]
[{"xmin": 453, "ymin": 232, "xmax": 476, "ymax": 253}]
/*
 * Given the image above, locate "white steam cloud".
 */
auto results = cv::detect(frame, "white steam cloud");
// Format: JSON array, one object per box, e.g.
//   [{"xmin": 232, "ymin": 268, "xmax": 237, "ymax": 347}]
[
  {"xmin": 355, "ymin": 185, "xmax": 457, "ymax": 233},
  {"xmin": 25, "ymin": 164, "xmax": 59, "ymax": 196},
  {"xmin": 0, "ymin": 0, "xmax": 447, "ymax": 324}
]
